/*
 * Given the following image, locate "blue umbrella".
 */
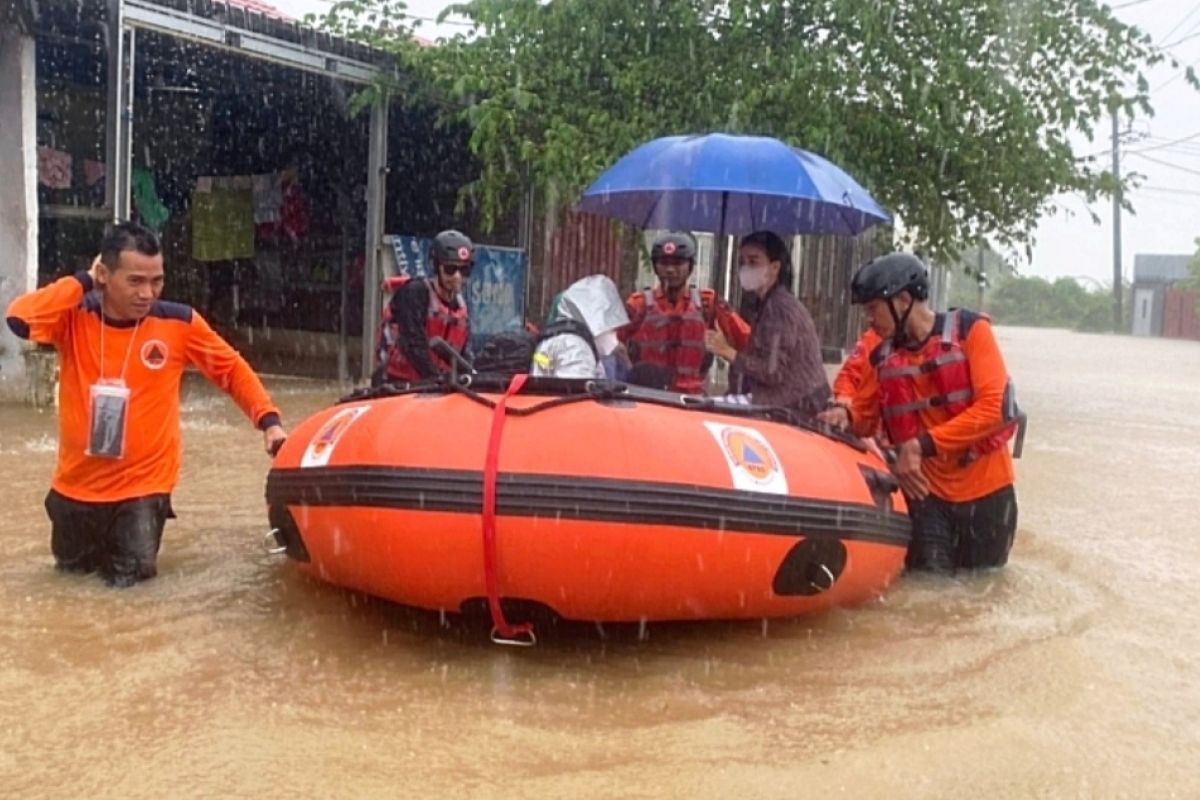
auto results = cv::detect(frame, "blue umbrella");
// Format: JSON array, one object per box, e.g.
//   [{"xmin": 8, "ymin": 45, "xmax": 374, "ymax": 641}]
[{"xmin": 578, "ymin": 133, "xmax": 890, "ymax": 237}]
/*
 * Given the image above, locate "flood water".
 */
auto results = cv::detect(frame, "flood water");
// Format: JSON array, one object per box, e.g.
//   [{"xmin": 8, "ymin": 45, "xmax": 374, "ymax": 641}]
[{"xmin": 1, "ymin": 326, "xmax": 1197, "ymax": 798}]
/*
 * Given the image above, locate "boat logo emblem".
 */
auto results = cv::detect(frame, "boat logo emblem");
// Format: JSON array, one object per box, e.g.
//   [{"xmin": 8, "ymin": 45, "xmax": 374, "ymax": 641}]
[
  {"xmin": 721, "ymin": 428, "xmax": 778, "ymax": 482},
  {"xmin": 704, "ymin": 422, "xmax": 789, "ymax": 494},
  {"xmin": 140, "ymin": 339, "xmax": 169, "ymax": 370},
  {"xmin": 301, "ymin": 406, "xmax": 369, "ymax": 468}
]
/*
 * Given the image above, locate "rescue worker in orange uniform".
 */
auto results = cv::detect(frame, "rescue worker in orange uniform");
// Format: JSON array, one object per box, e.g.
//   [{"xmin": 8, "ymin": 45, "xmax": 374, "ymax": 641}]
[
  {"xmin": 831, "ymin": 326, "xmax": 882, "ymax": 411},
  {"xmin": 5, "ymin": 222, "xmax": 286, "ymax": 587},
  {"xmin": 818, "ymin": 253, "xmax": 1019, "ymax": 573},
  {"xmin": 827, "ymin": 325, "xmax": 885, "ymax": 447},
  {"xmin": 380, "ymin": 229, "xmax": 474, "ymax": 382},
  {"xmin": 621, "ymin": 232, "xmax": 751, "ymax": 394}
]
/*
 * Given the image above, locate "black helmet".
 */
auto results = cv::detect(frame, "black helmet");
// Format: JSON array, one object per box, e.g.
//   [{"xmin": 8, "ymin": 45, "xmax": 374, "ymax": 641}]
[
  {"xmin": 651, "ymin": 231, "xmax": 697, "ymax": 263},
  {"xmin": 431, "ymin": 229, "xmax": 474, "ymax": 268},
  {"xmin": 850, "ymin": 252, "xmax": 929, "ymax": 304}
]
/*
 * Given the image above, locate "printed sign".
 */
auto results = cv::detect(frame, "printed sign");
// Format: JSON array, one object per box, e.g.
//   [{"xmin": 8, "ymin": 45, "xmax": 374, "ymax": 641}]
[
  {"xmin": 703, "ymin": 421, "xmax": 789, "ymax": 495},
  {"xmin": 301, "ymin": 405, "xmax": 369, "ymax": 468},
  {"xmin": 389, "ymin": 235, "xmax": 527, "ymax": 350}
]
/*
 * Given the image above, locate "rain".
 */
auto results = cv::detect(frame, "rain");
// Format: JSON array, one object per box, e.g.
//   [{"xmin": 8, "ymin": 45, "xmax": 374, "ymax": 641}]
[{"xmin": 2, "ymin": 0, "xmax": 1200, "ymax": 796}]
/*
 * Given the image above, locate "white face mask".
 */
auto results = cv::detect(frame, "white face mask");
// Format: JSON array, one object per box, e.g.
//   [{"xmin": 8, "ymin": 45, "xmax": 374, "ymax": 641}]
[
  {"xmin": 594, "ymin": 329, "xmax": 619, "ymax": 356},
  {"xmin": 738, "ymin": 265, "xmax": 770, "ymax": 292}
]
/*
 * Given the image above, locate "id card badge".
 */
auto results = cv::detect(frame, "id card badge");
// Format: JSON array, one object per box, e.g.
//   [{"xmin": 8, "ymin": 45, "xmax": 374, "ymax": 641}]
[{"xmin": 87, "ymin": 380, "xmax": 131, "ymax": 459}]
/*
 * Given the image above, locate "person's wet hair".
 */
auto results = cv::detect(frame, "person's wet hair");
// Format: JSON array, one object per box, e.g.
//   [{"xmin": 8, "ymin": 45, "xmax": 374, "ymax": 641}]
[
  {"xmin": 100, "ymin": 222, "xmax": 161, "ymax": 271},
  {"xmin": 741, "ymin": 230, "xmax": 794, "ymax": 289}
]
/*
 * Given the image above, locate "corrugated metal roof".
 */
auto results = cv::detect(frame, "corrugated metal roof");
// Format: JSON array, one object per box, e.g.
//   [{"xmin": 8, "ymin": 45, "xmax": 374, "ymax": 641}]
[
  {"xmin": 1133, "ymin": 254, "xmax": 1193, "ymax": 283},
  {"xmin": 138, "ymin": 0, "xmax": 392, "ymax": 67},
  {"xmin": 226, "ymin": 0, "xmax": 292, "ymax": 20}
]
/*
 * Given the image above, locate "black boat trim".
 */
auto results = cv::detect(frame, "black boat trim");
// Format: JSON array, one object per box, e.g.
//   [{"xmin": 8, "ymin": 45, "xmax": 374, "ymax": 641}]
[{"xmin": 265, "ymin": 467, "xmax": 911, "ymax": 547}]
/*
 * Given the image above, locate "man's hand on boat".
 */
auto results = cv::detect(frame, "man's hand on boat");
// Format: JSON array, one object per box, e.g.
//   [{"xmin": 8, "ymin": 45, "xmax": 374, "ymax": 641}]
[
  {"xmin": 264, "ymin": 424, "xmax": 287, "ymax": 457},
  {"xmin": 816, "ymin": 404, "xmax": 850, "ymax": 430},
  {"xmin": 892, "ymin": 438, "xmax": 930, "ymax": 500}
]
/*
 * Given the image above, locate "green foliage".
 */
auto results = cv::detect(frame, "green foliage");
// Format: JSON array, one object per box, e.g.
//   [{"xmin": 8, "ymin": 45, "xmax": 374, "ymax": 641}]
[
  {"xmin": 984, "ymin": 273, "xmax": 1121, "ymax": 332},
  {"xmin": 317, "ymin": 0, "xmax": 1176, "ymax": 260},
  {"xmin": 1188, "ymin": 237, "xmax": 1200, "ymax": 289}
]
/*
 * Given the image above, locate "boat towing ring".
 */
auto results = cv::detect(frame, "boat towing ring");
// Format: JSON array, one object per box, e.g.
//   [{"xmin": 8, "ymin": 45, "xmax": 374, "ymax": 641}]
[
  {"xmin": 263, "ymin": 528, "xmax": 288, "ymax": 555},
  {"xmin": 810, "ymin": 563, "xmax": 836, "ymax": 592},
  {"xmin": 490, "ymin": 626, "xmax": 538, "ymax": 647}
]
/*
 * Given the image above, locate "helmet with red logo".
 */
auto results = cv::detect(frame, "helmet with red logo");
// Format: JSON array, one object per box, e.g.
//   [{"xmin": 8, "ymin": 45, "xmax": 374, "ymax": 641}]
[
  {"xmin": 431, "ymin": 229, "xmax": 475, "ymax": 270},
  {"xmin": 650, "ymin": 231, "xmax": 697, "ymax": 264}
]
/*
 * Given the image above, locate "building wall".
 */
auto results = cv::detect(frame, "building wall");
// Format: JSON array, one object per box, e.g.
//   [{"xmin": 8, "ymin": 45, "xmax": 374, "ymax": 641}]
[
  {"xmin": 1163, "ymin": 287, "xmax": 1200, "ymax": 341},
  {"xmin": 1131, "ymin": 283, "xmax": 1164, "ymax": 337},
  {"xmin": 0, "ymin": 27, "xmax": 39, "ymax": 402}
]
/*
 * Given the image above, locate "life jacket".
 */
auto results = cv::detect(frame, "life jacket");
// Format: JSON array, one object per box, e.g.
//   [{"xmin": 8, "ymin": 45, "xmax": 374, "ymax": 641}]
[
  {"xmin": 380, "ymin": 276, "xmax": 469, "ymax": 381},
  {"xmin": 872, "ymin": 310, "xmax": 1018, "ymax": 461},
  {"xmin": 628, "ymin": 287, "xmax": 709, "ymax": 394}
]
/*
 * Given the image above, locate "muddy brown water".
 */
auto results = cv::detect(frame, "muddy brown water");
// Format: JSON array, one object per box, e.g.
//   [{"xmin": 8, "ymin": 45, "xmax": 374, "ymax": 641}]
[{"xmin": 1, "ymin": 326, "xmax": 1197, "ymax": 798}]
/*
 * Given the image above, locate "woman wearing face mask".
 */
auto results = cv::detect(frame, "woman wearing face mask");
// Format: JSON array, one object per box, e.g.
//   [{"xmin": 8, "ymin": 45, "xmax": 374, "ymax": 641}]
[
  {"xmin": 530, "ymin": 275, "xmax": 631, "ymax": 379},
  {"xmin": 704, "ymin": 230, "xmax": 831, "ymax": 418}
]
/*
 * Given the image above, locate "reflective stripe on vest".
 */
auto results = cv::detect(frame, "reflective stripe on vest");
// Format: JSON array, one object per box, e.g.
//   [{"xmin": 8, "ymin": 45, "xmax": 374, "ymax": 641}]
[
  {"xmin": 875, "ymin": 310, "xmax": 1017, "ymax": 458},
  {"xmin": 630, "ymin": 287, "xmax": 708, "ymax": 393}
]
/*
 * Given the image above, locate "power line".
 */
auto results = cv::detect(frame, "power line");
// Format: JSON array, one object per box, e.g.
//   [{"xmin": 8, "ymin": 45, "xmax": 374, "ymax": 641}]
[
  {"xmin": 1160, "ymin": 1, "xmax": 1200, "ymax": 43},
  {"xmin": 1163, "ymin": 11, "xmax": 1200, "ymax": 46},
  {"xmin": 1128, "ymin": 192, "xmax": 1200, "ymax": 208},
  {"xmin": 1139, "ymin": 184, "xmax": 1200, "ymax": 195},
  {"xmin": 1125, "ymin": 129, "xmax": 1200, "ymax": 154},
  {"xmin": 1130, "ymin": 150, "xmax": 1200, "ymax": 175},
  {"xmin": 1163, "ymin": 27, "xmax": 1200, "ymax": 47}
]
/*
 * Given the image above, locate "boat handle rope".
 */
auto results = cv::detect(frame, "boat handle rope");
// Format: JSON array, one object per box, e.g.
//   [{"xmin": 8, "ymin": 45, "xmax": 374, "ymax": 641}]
[{"xmin": 481, "ymin": 372, "xmax": 537, "ymax": 647}]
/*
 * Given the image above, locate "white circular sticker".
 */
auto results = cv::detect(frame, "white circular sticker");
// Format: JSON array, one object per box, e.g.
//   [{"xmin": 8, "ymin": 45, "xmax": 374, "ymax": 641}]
[{"xmin": 140, "ymin": 339, "xmax": 169, "ymax": 370}]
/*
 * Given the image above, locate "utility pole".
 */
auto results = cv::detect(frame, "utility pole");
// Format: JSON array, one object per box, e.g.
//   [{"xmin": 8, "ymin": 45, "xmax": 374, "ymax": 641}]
[{"xmin": 1111, "ymin": 112, "xmax": 1124, "ymax": 333}]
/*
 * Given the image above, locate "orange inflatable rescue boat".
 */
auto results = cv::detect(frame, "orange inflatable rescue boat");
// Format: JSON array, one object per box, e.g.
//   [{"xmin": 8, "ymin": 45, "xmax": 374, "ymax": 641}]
[{"xmin": 265, "ymin": 374, "xmax": 910, "ymax": 641}]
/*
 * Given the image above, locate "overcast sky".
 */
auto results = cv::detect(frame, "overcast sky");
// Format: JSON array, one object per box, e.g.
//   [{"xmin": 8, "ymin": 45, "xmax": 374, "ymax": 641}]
[{"xmin": 274, "ymin": 0, "xmax": 1200, "ymax": 283}]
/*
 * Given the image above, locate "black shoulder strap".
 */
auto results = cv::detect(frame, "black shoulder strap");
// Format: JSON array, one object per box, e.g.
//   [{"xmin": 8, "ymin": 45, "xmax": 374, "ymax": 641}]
[
  {"xmin": 538, "ymin": 318, "xmax": 598, "ymax": 358},
  {"xmin": 868, "ymin": 339, "xmax": 891, "ymax": 368}
]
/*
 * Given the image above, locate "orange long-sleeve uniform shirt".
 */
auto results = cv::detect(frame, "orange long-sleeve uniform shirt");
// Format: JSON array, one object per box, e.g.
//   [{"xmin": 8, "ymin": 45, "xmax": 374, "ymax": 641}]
[
  {"xmin": 848, "ymin": 314, "xmax": 1014, "ymax": 503},
  {"xmin": 6, "ymin": 272, "xmax": 280, "ymax": 503},
  {"xmin": 621, "ymin": 287, "xmax": 752, "ymax": 349},
  {"xmin": 832, "ymin": 327, "xmax": 882, "ymax": 402}
]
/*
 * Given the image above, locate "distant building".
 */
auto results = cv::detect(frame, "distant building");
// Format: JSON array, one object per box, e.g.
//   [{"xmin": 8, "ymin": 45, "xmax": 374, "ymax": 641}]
[{"xmin": 1130, "ymin": 254, "xmax": 1198, "ymax": 340}]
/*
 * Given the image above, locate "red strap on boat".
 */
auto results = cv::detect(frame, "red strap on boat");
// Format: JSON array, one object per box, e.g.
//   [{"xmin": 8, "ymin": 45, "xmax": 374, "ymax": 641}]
[{"xmin": 481, "ymin": 373, "xmax": 534, "ymax": 642}]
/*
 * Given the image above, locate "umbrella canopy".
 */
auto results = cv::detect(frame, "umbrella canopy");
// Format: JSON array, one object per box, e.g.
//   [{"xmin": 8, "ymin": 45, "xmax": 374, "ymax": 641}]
[{"xmin": 578, "ymin": 133, "xmax": 890, "ymax": 236}]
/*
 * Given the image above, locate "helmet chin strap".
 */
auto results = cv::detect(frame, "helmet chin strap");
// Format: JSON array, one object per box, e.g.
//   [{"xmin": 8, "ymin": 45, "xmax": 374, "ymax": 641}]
[{"xmin": 887, "ymin": 296, "xmax": 915, "ymax": 348}]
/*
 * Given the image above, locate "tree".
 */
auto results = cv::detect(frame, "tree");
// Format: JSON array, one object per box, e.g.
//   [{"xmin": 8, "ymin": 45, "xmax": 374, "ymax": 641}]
[
  {"xmin": 317, "ymin": 0, "xmax": 1188, "ymax": 261},
  {"xmin": 984, "ymin": 273, "xmax": 1117, "ymax": 331},
  {"xmin": 1188, "ymin": 237, "xmax": 1200, "ymax": 290}
]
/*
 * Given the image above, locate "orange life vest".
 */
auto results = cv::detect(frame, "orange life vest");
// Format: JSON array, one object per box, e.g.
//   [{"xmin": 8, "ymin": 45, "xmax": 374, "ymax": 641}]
[
  {"xmin": 628, "ymin": 287, "xmax": 708, "ymax": 394},
  {"xmin": 874, "ymin": 310, "xmax": 1017, "ymax": 458},
  {"xmin": 381, "ymin": 276, "xmax": 469, "ymax": 381}
]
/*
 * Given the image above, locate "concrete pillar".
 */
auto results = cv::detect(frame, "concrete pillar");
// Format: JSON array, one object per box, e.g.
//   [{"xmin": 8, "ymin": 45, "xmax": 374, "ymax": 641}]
[
  {"xmin": 359, "ymin": 94, "xmax": 389, "ymax": 383},
  {"xmin": 0, "ymin": 27, "xmax": 39, "ymax": 403}
]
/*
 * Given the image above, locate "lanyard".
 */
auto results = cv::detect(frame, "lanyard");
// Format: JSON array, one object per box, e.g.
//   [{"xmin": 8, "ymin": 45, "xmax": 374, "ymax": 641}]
[{"xmin": 98, "ymin": 314, "xmax": 142, "ymax": 383}]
